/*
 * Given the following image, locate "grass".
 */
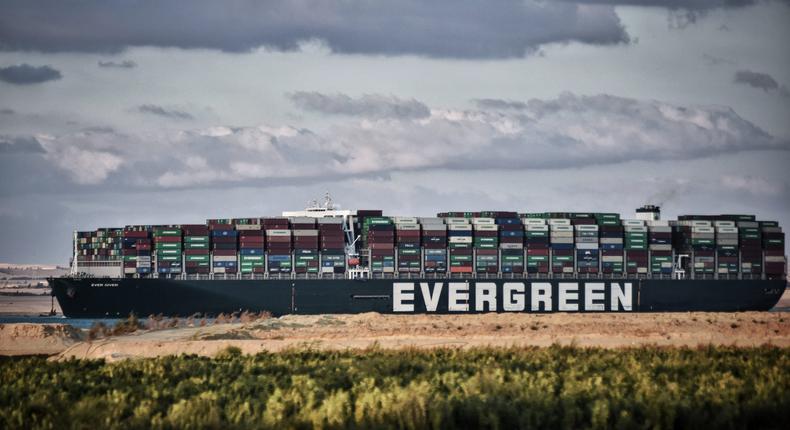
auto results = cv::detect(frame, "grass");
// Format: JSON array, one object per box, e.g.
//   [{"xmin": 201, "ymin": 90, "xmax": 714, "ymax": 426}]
[{"xmin": 0, "ymin": 345, "xmax": 788, "ymax": 429}]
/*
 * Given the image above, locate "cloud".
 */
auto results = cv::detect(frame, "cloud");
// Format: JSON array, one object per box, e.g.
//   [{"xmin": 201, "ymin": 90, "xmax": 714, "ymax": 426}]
[
  {"xmin": 7, "ymin": 92, "xmax": 784, "ymax": 193},
  {"xmin": 473, "ymin": 99, "xmax": 528, "ymax": 110},
  {"xmin": 0, "ymin": 108, "xmax": 14, "ymax": 115},
  {"xmin": 735, "ymin": 70, "xmax": 780, "ymax": 91},
  {"xmin": 0, "ymin": 136, "xmax": 45, "ymax": 154},
  {"xmin": 288, "ymin": 92, "xmax": 431, "ymax": 119},
  {"xmin": 0, "ymin": 0, "xmax": 629, "ymax": 59},
  {"xmin": 137, "ymin": 104, "xmax": 194, "ymax": 120},
  {"xmin": 97, "ymin": 60, "xmax": 137, "ymax": 69},
  {"xmin": 701, "ymin": 53, "xmax": 735, "ymax": 66},
  {"xmin": 721, "ymin": 175, "xmax": 784, "ymax": 195},
  {"xmin": 0, "ymin": 64, "xmax": 62, "ymax": 85}
]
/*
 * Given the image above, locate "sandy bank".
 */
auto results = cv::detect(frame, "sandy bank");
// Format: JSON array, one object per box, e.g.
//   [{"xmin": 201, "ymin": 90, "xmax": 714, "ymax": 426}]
[
  {"xmin": 43, "ymin": 311, "xmax": 789, "ymax": 361},
  {"xmin": 0, "ymin": 323, "xmax": 83, "ymax": 356}
]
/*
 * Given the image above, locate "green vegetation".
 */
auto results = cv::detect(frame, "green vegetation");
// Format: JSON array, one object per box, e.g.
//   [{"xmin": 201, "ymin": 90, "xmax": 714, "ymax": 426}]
[{"xmin": 1, "ymin": 346, "xmax": 788, "ymax": 429}]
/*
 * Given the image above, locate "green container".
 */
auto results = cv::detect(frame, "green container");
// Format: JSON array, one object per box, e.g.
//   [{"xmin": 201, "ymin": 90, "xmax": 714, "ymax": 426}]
[
  {"xmin": 156, "ymin": 249, "xmax": 181, "ymax": 256},
  {"xmin": 184, "ymin": 236, "xmax": 208, "ymax": 243},
  {"xmin": 186, "ymin": 255, "xmax": 209, "ymax": 262},
  {"xmin": 185, "ymin": 242, "xmax": 208, "ymax": 250},
  {"xmin": 156, "ymin": 242, "xmax": 182, "ymax": 250},
  {"xmin": 241, "ymin": 255, "xmax": 264, "ymax": 262},
  {"xmin": 158, "ymin": 255, "xmax": 180, "ymax": 262},
  {"xmin": 154, "ymin": 229, "xmax": 181, "ymax": 237}
]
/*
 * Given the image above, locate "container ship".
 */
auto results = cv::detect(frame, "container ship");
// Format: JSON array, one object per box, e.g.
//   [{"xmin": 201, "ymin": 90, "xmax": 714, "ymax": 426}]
[{"xmin": 51, "ymin": 199, "xmax": 787, "ymax": 317}]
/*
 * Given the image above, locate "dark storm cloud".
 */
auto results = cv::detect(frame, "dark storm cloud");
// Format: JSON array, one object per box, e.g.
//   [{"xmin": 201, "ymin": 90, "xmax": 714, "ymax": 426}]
[
  {"xmin": 288, "ymin": 92, "xmax": 431, "ymax": 119},
  {"xmin": 0, "ymin": 108, "xmax": 14, "ymax": 115},
  {"xmin": 97, "ymin": 60, "xmax": 137, "ymax": 69},
  {"xmin": 0, "ymin": 64, "xmax": 61, "ymax": 85},
  {"xmin": 0, "ymin": 136, "xmax": 45, "ymax": 153},
  {"xmin": 0, "ymin": 0, "xmax": 629, "ymax": 59},
  {"xmin": 734, "ymin": 70, "xmax": 780, "ymax": 91},
  {"xmin": 137, "ymin": 104, "xmax": 194, "ymax": 120},
  {"xmin": 474, "ymin": 99, "xmax": 528, "ymax": 110}
]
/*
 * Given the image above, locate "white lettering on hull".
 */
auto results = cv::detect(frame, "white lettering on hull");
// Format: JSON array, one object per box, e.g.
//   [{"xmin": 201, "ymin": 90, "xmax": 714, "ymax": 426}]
[{"xmin": 392, "ymin": 282, "xmax": 634, "ymax": 312}]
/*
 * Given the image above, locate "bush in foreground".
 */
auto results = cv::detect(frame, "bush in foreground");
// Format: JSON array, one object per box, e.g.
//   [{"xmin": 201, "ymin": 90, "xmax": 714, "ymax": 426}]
[{"xmin": 0, "ymin": 346, "xmax": 788, "ymax": 429}]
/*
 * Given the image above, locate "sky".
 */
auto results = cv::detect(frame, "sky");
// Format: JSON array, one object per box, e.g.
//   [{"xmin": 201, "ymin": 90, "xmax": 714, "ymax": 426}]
[{"xmin": 0, "ymin": 0, "xmax": 789, "ymax": 265}]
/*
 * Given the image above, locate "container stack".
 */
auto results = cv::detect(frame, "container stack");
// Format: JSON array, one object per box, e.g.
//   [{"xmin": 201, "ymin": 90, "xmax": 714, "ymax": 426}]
[
  {"xmin": 208, "ymin": 220, "xmax": 237, "ymax": 274},
  {"xmin": 691, "ymin": 222, "xmax": 715, "ymax": 276},
  {"xmin": 420, "ymin": 218, "xmax": 447, "ymax": 274},
  {"xmin": 235, "ymin": 219, "xmax": 264, "ymax": 275},
  {"xmin": 737, "ymin": 220, "xmax": 762, "ymax": 275},
  {"xmin": 599, "ymin": 223, "xmax": 624, "ymax": 274},
  {"xmin": 318, "ymin": 218, "xmax": 346, "ymax": 274},
  {"xmin": 761, "ymin": 221, "xmax": 785, "ymax": 278},
  {"xmin": 623, "ymin": 221, "xmax": 648, "ymax": 274},
  {"xmin": 77, "ymin": 229, "xmax": 122, "ymax": 262},
  {"xmin": 292, "ymin": 217, "xmax": 319, "ymax": 275},
  {"xmin": 183, "ymin": 224, "xmax": 210, "ymax": 275},
  {"xmin": 594, "ymin": 213, "xmax": 620, "ymax": 227},
  {"xmin": 649, "ymin": 220, "xmax": 673, "ymax": 275},
  {"xmin": 121, "ymin": 227, "xmax": 150, "ymax": 275},
  {"xmin": 154, "ymin": 227, "xmax": 182, "ymax": 274},
  {"xmin": 574, "ymin": 224, "xmax": 599, "ymax": 274},
  {"xmin": 366, "ymin": 217, "xmax": 395, "ymax": 273},
  {"xmin": 714, "ymin": 221, "xmax": 738, "ymax": 275},
  {"xmin": 264, "ymin": 217, "xmax": 291, "ymax": 274},
  {"xmin": 472, "ymin": 219, "xmax": 498, "ymax": 274},
  {"xmin": 395, "ymin": 218, "xmax": 421, "ymax": 273},
  {"xmin": 524, "ymin": 218, "xmax": 549, "ymax": 273},
  {"xmin": 549, "ymin": 220, "xmax": 574, "ymax": 274},
  {"xmin": 447, "ymin": 219, "xmax": 473, "ymax": 273},
  {"xmin": 498, "ymin": 217, "xmax": 524, "ymax": 274}
]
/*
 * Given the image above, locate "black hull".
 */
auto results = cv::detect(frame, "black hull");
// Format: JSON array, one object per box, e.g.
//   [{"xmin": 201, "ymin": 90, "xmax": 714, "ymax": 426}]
[{"xmin": 51, "ymin": 277, "xmax": 786, "ymax": 318}]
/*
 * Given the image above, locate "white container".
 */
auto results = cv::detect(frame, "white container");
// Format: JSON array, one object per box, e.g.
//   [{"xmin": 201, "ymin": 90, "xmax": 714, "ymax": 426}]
[
  {"xmin": 235, "ymin": 224, "xmax": 262, "ymax": 231},
  {"xmin": 551, "ymin": 237, "xmax": 574, "ymax": 244},
  {"xmin": 625, "ymin": 226, "xmax": 647, "ymax": 233},
  {"xmin": 574, "ymin": 225, "xmax": 599, "ymax": 232},
  {"xmin": 649, "ymin": 226, "xmax": 672, "ymax": 233},
  {"xmin": 647, "ymin": 220, "xmax": 669, "ymax": 227},
  {"xmin": 471, "ymin": 218, "xmax": 495, "ymax": 225},
  {"xmin": 449, "ymin": 236, "xmax": 472, "ymax": 244},
  {"xmin": 393, "ymin": 216, "xmax": 418, "ymax": 224},
  {"xmin": 736, "ymin": 221, "xmax": 758, "ymax": 228},
  {"xmin": 575, "ymin": 237, "xmax": 599, "ymax": 243},
  {"xmin": 548, "ymin": 219, "xmax": 571, "ymax": 226},
  {"xmin": 522, "ymin": 219, "xmax": 546, "ymax": 225},
  {"xmin": 622, "ymin": 219, "xmax": 645, "ymax": 227},
  {"xmin": 395, "ymin": 223, "xmax": 420, "ymax": 230},
  {"xmin": 499, "ymin": 243, "xmax": 524, "ymax": 250},
  {"xmin": 600, "ymin": 238, "xmax": 623, "ymax": 244},
  {"xmin": 714, "ymin": 221, "xmax": 736, "ymax": 228},
  {"xmin": 602, "ymin": 256, "xmax": 623, "ymax": 262},
  {"xmin": 293, "ymin": 229, "xmax": 318, "ymax": 236},
  {"xmin": 551, "ymin": 225, "xmax": 573, "ymax": 232},
  {"xmin": 526, "ymin": 225, "xmax": 549, "ymax": 232},
  {"xmin": 575, "ymin": 243, "xmax": 597, "ymax": 249},
  {"xmin": 473, "ymin": 224, "xmax": 498, "ymax": 231},
  {"xmin": 649, "ymin": 244, "xmax": 672, "ymax": 251},
  {"xmin": 445, "ymin": 218, "xmax": 469, "ymax": 225},
  {"xmin": 266, "ymin": 229, "xmax": 291, "ymax": 236},
  {"xmin": 214, "ymin": 255, "xmax": 237, "ymax": 262},
  {"xmin": 765, "ymin": 256, "xmax": 785, "ymax": 263},
  {"xmin": 448, "ymin": 224, "xmax": 472, "ymax": 231},
  {"xmin": 551, "ymin": 231, "xmax": 573, "ymax": 238}
]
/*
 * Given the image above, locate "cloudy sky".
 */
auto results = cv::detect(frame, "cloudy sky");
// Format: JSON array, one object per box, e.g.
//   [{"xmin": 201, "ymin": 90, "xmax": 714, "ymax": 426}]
[{"xmin": 1, "ymin": 0, "xmax": 789, "ymax": 264}]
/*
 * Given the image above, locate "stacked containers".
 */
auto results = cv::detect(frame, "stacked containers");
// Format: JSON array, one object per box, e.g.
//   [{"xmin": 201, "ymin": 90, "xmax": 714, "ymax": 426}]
[
  {"xmin": 524, "ymin": 218, "xmax": 549, "ymax": 274},
  {"xmin": 447, "ymin": 218, "xmax": 473, "ymax": 273},
  {"xmin": 498, "ymin": 217, "xmax": 524, "ymax": 274},
  {"xmin": 691, "ymin": 221, "xmax": 715, "ymax": 275},
  {"xmin": 574, "ymin": 224, "xmax": 599, "ymax": 274},
  {"xmin": 421, "ymin": 218, "xmax": 447, "ymax": 274},
  {"xmin": 623, "ymin": 220, "xmax": 648, "ymax": 274},
  {"xmin": 209, "ymin": 219, "xmax": 237, "ymax": 274},
  {"xmin": 318, "ymin": 218, "xmax": 346, "ymax": 274},
  {"xmin": 648, "ymin": 220, "xmax": 673, "ymax": 275},
  {"xmin": 122, "ymin": 227, "xmax": 150, "ymax": 275},
  {"xmin": 154, "ymin": 226, "xmax": 182, "ymax": 274},
  {"xmin": 77, "ymin": 229, "xmax": 122, "ymax": 263},
  {"xmin": 395, "ymin": 219, "xmax": 421, "ymax": 273},
  {"xmin": 599, "ymin": 222, "xmax": 624, "ymax": 275},
  {"xmin": 292, "ymin": 217, "xmax": 319, "ymax": 274},
  {"xmin": 472, "ymin": 219, "xmax": 498, "ymax": 274},
  {"xmin": 235, "ymin": 219, "xmax": 264, "ymax": 274},
  {"xmin": 264, "ymin": 217, "xmax": 291, "ymax": 274},
  {"xmin": 183, "ymin": 224, "xmax": 210, "ymax": 275},
  {"xmin": 366, "ymin": 217, "xmax": 395, "ymax": 273},
  {"xmin": 549, "ymin": 219, "xmax": 574, "ymax": 274},
  {"xmin": 761, "ymin": 221, "xmax": 785, "ymax": 278},
  {"xmin": 714, "ymin": 221, "xmax": 738, "ymax": 275},
  {"xmin": 737, "ymin": 220, "xmax": 762, "ymax": 275}
]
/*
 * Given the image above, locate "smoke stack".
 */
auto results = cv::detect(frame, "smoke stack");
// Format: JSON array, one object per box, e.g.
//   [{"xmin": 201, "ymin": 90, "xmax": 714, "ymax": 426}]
[{"xmin": 635, "ymin": 205, "xmax": 660, "ymax": 221}]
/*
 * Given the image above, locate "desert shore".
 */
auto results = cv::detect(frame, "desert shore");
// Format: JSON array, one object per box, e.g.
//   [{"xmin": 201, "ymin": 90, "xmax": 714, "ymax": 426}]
[{"xmin": 1, "ymin": 289, "xmax": 787, "ymax": 360}]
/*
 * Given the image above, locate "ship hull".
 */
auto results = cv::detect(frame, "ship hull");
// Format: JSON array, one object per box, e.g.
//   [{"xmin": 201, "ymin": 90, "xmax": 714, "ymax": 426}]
[{"xmin": 51, "ymin": 277, "xmax": 786, "ymax": 317}]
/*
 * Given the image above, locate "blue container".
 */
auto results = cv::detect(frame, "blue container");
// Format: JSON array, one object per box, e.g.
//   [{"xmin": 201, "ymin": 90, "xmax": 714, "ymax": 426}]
[
  {"xmin": 551, "ymin": 243, "xmax": 574, "ymax": 250},
  {"xmin": 496, "ymin": 218, "xmax": 521, "ymax": 225},
  {"xmin": 212, "ymin": 230, "xmax": 238, "ymax": 237},
  {"xmin": 240, "ymin": 248, "xmax": 263, "ymax": 255},
  {"xmin": 600, "ymin": 243, "xmax": 623, "ymax": 250}
]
